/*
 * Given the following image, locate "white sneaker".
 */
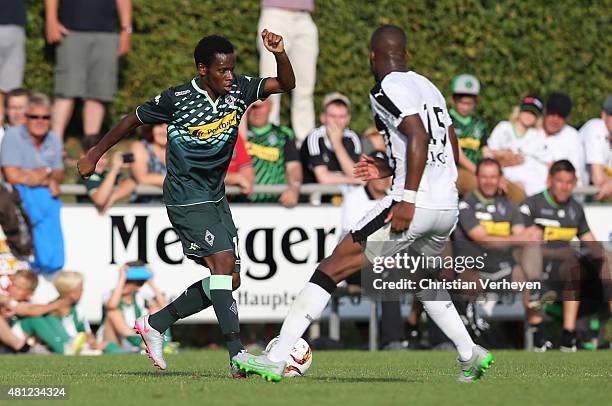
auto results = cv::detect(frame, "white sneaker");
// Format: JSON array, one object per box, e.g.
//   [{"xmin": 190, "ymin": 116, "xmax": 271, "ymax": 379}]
[{"xmin": 134, "ymin": 315, "xmax": 167, "ymax": 370}]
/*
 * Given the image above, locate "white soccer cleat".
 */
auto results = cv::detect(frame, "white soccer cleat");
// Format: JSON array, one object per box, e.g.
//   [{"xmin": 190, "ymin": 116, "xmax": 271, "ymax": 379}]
[{"xmin": 134, "ymin": 315, "xmax": 167, "ymax": 370}]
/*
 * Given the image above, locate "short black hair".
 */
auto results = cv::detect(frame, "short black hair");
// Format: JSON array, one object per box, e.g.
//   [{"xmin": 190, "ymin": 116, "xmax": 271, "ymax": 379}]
[
  {"xmin": 5, "ymin": 87, "xmax": 29, "ymax": 108},
  {"xmin": 476, "ymin": 158, "xmax": 502, "ymax": 175},
  {"xmin": 194, "ymin": 35, "xmax": 234, "ymax": 67},
  {"xmin": 549, "ymin": 159, "xmax": 575, "ymax": 176},
  {"xmin": 546, "ymin": 92, "xmax": 572, "ymax": 118}
]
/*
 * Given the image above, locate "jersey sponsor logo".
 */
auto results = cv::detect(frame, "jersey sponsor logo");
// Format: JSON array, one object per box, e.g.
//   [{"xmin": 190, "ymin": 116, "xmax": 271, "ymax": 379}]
[
  {"xmin": 246, "ymin": 142, "xmax": 280, "ymax": 162},
  {"xmin": 175, "ymin": 89, "xmax": 191, "ymax": 96},
  {"xmin": 458, "ymin": 137, "xmax": 481, "ymax": 150},
  {"xmin": 544, "ymin": 226, "xmax": 577, "ymax": 241},
  {"xmin": 188, "ymin": 111, "xmax": 238, "ymax": 140},
  {"xmin": 479, "ymin": 220, "xmax": 512, "ymax": 237}
]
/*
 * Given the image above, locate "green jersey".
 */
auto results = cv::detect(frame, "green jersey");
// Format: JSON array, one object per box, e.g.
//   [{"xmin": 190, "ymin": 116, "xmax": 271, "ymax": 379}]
[
  {"xmin": 136, "ymin": 75, "xmax": 267, "ymax": 205},
  {"xmin": 450, "ymin": 109, "xmax": 488, "ymax": 164},
  {"xmin": 245, "ymin": 124, "xmax": 299, "ymax": 202}
]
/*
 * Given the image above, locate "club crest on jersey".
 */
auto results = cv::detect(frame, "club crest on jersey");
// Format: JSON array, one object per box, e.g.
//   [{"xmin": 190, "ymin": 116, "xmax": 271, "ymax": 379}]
[
  {"xmin": 188, "ymin": 111, "xmax": 238, "ymax": 140},
  {"xmin": 225, "ymin": 94, "xmax": 236, "ymax": 108}
]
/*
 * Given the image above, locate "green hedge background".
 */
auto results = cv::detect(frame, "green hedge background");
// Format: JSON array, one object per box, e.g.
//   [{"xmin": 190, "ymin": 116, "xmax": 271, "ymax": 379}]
[{"xmin": 24, "ymin": 0, "xmax": 611, "ymax": 137}]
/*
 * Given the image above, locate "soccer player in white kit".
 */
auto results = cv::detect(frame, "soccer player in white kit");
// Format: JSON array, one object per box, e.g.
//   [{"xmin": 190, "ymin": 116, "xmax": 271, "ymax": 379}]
[{"xmin": 233, "ymin": 25, "xmax": 493, "ymax": 383}]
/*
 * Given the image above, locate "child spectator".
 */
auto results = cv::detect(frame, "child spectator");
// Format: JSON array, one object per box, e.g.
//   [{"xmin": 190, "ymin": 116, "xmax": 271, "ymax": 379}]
[
  {"xmin": 47, "ymin": 271, "xmax": 119, "ymax": 354},
  {"xmin": 97, "ymin": 262, "xmax": 169, "ymax": 352},
  {"xmin": 0, "ymin": 270, "xmax": 81, "ymax": 354},
  {"xmin": 449, "ymin": 74, "xmax": 489, "ymax": 195}
]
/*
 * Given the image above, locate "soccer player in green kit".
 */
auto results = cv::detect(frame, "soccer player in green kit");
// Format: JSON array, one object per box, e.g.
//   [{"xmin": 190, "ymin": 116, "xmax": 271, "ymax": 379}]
[{"xmin": 77, "ymin": 30, "xmax": 295, "ymax": 377}]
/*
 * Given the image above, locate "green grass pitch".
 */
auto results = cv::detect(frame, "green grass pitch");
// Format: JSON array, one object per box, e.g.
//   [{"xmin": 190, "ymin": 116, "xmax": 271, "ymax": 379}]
[{"xmin": 1, "ymin": 350, "xmax": 610, "ymax": 406}]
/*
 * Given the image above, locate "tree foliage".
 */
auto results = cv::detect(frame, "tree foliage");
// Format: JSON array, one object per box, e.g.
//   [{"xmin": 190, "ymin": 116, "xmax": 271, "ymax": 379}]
[{"xmin": 24, "ymin": 0, "xmax": 612, "ymax": 135}]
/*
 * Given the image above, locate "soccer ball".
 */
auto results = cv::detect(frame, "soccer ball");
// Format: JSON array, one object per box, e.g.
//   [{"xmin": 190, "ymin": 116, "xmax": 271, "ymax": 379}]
[{"xmin": 265, "ymin": 336, "xmax": 312, "ymax": 377}]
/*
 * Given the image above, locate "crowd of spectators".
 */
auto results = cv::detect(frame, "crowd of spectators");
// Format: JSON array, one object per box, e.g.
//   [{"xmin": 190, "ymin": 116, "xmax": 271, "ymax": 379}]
[{"xmin": 0, "ymin": 0, "xmax": 611, "ymax": 353}]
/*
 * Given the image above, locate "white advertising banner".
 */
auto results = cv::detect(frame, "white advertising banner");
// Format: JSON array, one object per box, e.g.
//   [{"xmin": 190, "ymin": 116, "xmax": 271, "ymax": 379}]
[
  {"xmin": 29, "ymin": 203, "xmax": 612, "ymax": 324},
  {"xmin": 32, "ymin": 204, "xmax": 343, "ymax": 323}
]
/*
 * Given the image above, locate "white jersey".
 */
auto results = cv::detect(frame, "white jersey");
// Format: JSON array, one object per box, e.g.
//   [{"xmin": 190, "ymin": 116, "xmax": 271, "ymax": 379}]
[
  {"xmin": 580, "ymin": 118, "xmax": 611, "ymax": 170},
  {"xmin": 543, "ymin": 125, "xmax": 587, "ymax": 187},
  {"xmin": 369, "ymin": 71, "xmax": 458, "ymax": 209},
  {"xmin": 488, "ymin": 121, "xmax": 550, "ymax": 195}
]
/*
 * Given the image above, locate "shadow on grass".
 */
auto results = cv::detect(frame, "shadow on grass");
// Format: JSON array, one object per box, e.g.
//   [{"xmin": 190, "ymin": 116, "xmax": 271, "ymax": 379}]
[
  {"xmin": 310, "ymin": 376, "xmax": 415, "ymax": 383},
  {"xmin": 120, "ymin": 371, "xmax": 220, "ymax": 379}
]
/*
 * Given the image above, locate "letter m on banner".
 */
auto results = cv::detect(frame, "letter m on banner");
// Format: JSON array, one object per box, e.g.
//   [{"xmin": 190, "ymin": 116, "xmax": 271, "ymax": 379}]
[{"xmin": 110, "ymin": 216, "xmax": 148, "ymax": 264}]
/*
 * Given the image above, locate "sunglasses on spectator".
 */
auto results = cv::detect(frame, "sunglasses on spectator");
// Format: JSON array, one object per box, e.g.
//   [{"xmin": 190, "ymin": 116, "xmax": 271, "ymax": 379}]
[{"xmin": 27, "ymin": 114, "xmax": 51, "ymax": 120}]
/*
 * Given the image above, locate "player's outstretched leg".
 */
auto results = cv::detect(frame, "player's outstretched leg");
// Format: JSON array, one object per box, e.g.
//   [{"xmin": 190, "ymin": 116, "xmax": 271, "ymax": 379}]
[
  {"xmin": 457, "ymin": 345, "xmax": 495, "ymax": 383},
  {"xmin": 233, "ymin": 236, "xmax": 364, "ymax": 381}
]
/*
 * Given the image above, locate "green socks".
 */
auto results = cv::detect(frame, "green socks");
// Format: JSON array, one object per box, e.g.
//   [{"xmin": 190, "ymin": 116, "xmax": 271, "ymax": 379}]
[
  {"xmin": 148, "ymin": 278, "xmax": 213, "ymax": 333},
  {"xmin": 148, "ymin": 274, "xmax": 243, "ymax": 359},
  {"xmin": 209, "ymin": 275, "xmax": 244, "ymax": 358}
]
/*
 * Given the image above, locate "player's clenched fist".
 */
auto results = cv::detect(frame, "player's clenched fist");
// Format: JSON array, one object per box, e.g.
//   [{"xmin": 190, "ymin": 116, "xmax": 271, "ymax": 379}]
[
  {"xmin": 261, "ymin": 29, "xmax": 285, "ymax": 54},
  {"xmin": 77, "ymin": 154, "xmax": 97, "ymax": 179}
]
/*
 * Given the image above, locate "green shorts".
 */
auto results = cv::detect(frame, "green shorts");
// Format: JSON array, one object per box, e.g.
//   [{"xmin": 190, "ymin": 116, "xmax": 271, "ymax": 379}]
[{"xmin": 166, "ymin": 197, "xmax": 240, "ymax": 272}]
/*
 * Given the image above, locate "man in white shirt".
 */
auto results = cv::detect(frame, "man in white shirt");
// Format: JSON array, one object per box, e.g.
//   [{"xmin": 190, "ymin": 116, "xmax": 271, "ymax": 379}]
[
  {"xmin": 580, "ymin": 95, "xmax": 612, "ymax": 188},
  {"xmin": 542, "ymin": 92, "xmax": 587, "ymax": 187}
]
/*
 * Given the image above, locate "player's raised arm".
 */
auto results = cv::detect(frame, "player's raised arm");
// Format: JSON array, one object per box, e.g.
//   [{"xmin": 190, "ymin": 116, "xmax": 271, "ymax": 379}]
[
  {"xmin": 77, "ymin": 112, "xmax": 142, "ymax": 178},
  {"xmin": 260, "ymin": 29, "xmax": 296, "ymax": 96}
]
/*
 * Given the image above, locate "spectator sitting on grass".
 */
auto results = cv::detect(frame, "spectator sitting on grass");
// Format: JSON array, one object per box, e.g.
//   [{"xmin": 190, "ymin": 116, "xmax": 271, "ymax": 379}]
[
  {"xmin": 97, "ymin": 262, "xmax": 170, "ymax": 352},
  {"xmin": 0, "ymin": 270, "xmax": 83, "ymax": 354},
  {"xmin": 129, "ymin": 123, "xmax": 167, "ymax": 203},
  {"xmin": 47, "ymin": 270, "xmax": 121, "ymax": 354},
  {"xmin": 77, "ymin": 134, "xmax": 136, "ymax": 213}
]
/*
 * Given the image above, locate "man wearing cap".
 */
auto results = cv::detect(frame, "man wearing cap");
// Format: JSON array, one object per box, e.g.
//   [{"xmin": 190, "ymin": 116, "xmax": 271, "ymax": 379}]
[
  {"xmin": 542, "ymin": 92, "xmax": 587, "ymax": 187},
  {"xmin": 300, "ymin": 92, "xmax": 362, "ymax": 186},
  {"xmin": 580, "ymin": 95, "xmax": 612, "ymax": 190},
  {"xmin": 449, "ymin": 74, "xmax": 489, "ymax": 196},
  {"xmin": 488, "ymin": 95, "xmax": 550, "ymax": 198}
]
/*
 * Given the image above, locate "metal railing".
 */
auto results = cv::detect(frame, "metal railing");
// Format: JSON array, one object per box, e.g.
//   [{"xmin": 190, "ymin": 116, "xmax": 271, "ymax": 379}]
[{"xmin": 59, "ymin": 183, "xmax": 600, "ymax": 203}]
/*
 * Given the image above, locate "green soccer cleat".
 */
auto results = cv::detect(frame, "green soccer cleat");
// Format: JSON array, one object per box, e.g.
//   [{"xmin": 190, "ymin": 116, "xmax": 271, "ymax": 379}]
[
  {"xmin": 231, "ymin": 352, "xmax": 286, "ymax": 382},
  {"xmin": 457, "ymin": 345, "xmax": 494, "ymax": 383}
]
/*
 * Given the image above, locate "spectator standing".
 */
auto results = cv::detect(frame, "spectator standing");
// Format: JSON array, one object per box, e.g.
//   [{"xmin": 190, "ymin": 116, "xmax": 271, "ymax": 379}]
[
  {"xmin": 300, "ymin": 93, "xmax": 362, "ymax": 186},
  {"xmin": 448, "ymin": 74, "xmax": 488, "ymax": 196},
  {"xmin": 44, "ymin": 0, "xmax": 133, "ymax": 139},
  {"xmin": 244, "ymin": 98, "xmax": 302, "ymax": 207},
  {"xmin": 258, "ymin": 0, "xmax": 318, "ymax": 143},
  {"xmin": 129, "ymin": 124, "xmax": 167, "ymax": 203},
  {"xmin": 487, "ymin": 95, "xmax": 549, "ymax": 199},
  {"xmin": 0, "ymin": 0, "xmax": 26, "ymax": 129},
  {"xmin": 542, "ymin": 92, "xmax": 587, "ymax": 187},
  {"xmin": 580, "ymin": 95, "xmax": 612, "ymax": 188},
  {"xmin": 1, "ymin": 93, "xmax": 65, "ymax": 274}
]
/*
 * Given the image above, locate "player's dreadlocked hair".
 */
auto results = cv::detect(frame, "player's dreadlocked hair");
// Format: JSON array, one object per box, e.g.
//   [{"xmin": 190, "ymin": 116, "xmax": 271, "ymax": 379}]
[{"xmin": 194, "ymin": 35, "xmax": 234, "ymax": 67}]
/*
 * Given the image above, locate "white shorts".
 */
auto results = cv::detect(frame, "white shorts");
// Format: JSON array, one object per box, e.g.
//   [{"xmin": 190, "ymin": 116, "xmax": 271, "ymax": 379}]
[{"xmin": 350, "ymin": 196, "xmax": 458, "ymax": 262}]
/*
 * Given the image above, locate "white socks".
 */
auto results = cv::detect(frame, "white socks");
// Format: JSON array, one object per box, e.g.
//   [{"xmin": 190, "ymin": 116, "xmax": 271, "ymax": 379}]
[
  {"xmin": 422, "ymin": 299, "xmax": 475, "ymax": 361},
  {"xmin": 268, "ymin": 282, "xmax": 332, "ymax": 362}
]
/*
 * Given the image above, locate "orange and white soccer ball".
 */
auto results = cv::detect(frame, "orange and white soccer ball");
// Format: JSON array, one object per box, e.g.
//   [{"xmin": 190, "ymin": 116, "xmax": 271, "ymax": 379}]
[{"xmin": 265, "ymin": 337, "xmax": 312, "ymax": 377}]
